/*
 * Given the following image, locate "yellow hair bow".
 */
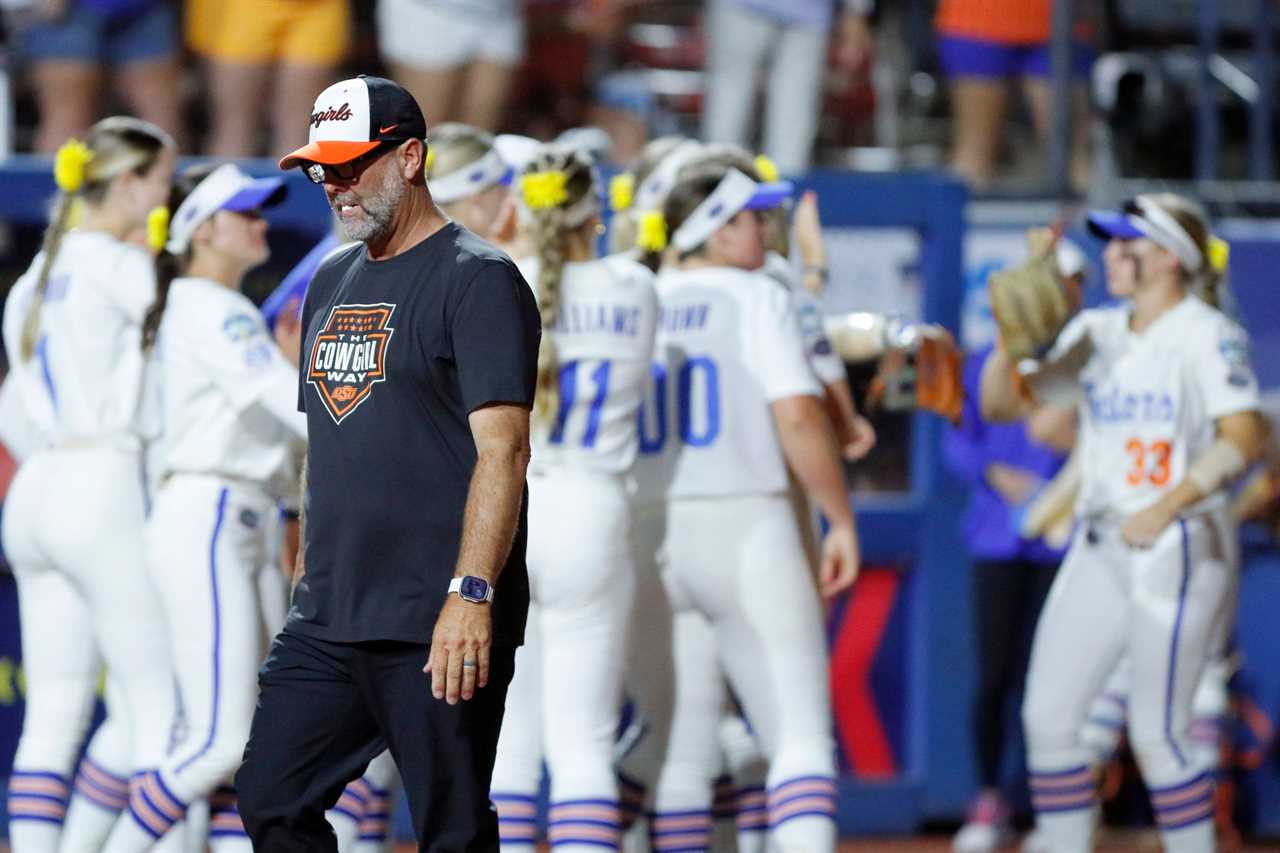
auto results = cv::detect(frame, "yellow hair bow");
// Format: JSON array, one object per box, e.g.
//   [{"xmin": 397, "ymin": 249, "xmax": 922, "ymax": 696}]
[
  {"xmin": 754, "ymin": 154, "xmax": 779, "ymax": 184},
  {"xmin": 54, "ymin": 138, "xmax": 94, "ymax": 193},
  {"xmin": 637, "ymin": 210, "xmax": 668, "ymax": 252},
  {"xmin": 521, "ymin": 170, "xmax": 569, "ymax": 210},
  {"xmin": 609, "ymin": 172, "xmax": 635, "ymax": 212},
  {"xmin": 1207, "ymin": 235, "xmax": 1230, "ymax": 274},
  {"xmin": 147, "ymin": 206, "xmax": 170, "ymax": 254}
]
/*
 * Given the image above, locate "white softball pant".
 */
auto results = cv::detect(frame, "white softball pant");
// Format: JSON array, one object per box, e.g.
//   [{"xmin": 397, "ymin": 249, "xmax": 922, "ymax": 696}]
[
  {"xmin": 625, "ymin": 493, "xmax": 837, "ymax": 853},
  {"xmin": 103, "ymin": 474, "xmax": 280, "ymax": 853},
  {"xmin": 1023, "ymin": 511, "xmax": 1237, "ymax": 853},
  {"xmin": 1, "ymin": 446, "xmax": 175, "ymax": 853},
  {"xmin": 491, "ymin": 468, "xmax": 636, "ymax": 851}
]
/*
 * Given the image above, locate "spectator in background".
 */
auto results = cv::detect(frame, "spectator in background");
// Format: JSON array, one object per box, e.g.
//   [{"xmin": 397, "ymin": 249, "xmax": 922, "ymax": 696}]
[
  {"xmin": 935, "ymin": 0, "xmax": 1094, "ymax": 190},
  {"xmin": 701, "ymin": 0, "xmax": 875, "ymax": 174},
  {"xmin": 9, "ymin": 0, "xmax": 182, "ymax": 152},
  {"xmin": 376, "ymin": 0, "xmax": 525, "ymax": 131},
  {"xmin": 186, "ymin": 0, "xmax": 350, "ymax": 156}
]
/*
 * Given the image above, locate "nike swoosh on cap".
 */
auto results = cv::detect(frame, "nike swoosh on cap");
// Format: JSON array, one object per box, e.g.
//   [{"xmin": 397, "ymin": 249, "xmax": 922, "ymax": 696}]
[{"xmin": 380, "ymin": 124, "xmax": 399, "ymax": 134}]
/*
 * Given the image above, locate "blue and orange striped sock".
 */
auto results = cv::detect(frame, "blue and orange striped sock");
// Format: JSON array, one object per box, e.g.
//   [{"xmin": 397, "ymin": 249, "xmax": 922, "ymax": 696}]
[
  {"xmin": 126, "ymin": 769, "xmax": 187, "ymax": 840},
  {"xmin": 547, "ymin": 798, "xmax": 621, "ymax": 849},
  {"xmin": 649, "ymin": 807, "xmax": 711, "ymax": 852},
  {"xmin": 73, "ymin": 755, "xmax": 130, "ymax": 814},
  {"xmin": 492, "ymin": 791, "xmax": 538, "ymax": 848}
]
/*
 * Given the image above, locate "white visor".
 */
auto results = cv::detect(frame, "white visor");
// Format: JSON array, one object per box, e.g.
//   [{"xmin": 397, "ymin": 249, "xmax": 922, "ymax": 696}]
[
  {"xmin": 493, "ymin": 134, "xmax": 543, "ymax": 174},
  {"xmin": 671, "ymin": 169, "xmax": 779, "ymax": 253},
  {"xmin": 167, "ymin": 163, "xmax": 286, "ymax": 255},
  {"xmin": 633, "ymin": 140, "xmax": 703, "ymax": 213},
  {"xmin": 430, "ymin": 149, "xmax": 512, "ymax": 204},
  {"xmin": 1086, "ymin": 197, "xmax": 1203, "ymax": 273}
]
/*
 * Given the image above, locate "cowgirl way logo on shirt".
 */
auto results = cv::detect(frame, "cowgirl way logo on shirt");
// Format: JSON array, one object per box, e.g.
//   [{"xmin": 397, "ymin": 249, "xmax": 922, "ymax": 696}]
[{"xmin": 308, "ymin": 303, "xmax": 397, "ymax": 424}]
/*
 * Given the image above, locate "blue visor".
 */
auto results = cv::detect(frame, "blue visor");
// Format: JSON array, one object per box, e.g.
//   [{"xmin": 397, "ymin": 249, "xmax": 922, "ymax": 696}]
[
  {"xmin": 744, "ymin": 180, "xmax": 795, "ymax": 211},
  {"xmin": 1086, "ymin": 209, "xmax": 1145, "ymax": 241},
  {"xmin": 222, "ymin": 177, "xmax": 288, "ymax": 213}
]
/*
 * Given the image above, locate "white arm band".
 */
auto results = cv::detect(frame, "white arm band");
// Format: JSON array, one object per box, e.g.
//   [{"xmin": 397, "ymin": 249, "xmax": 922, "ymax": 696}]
[{"xmin": 1185, "ymin": 438, "xmax": 1248, "ymax": 496}]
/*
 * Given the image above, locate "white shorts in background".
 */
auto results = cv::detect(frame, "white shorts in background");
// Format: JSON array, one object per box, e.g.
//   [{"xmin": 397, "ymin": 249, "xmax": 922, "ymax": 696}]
[{"xmin": 376, "ymin": 0, "xmax": 524, "ymax": 70}]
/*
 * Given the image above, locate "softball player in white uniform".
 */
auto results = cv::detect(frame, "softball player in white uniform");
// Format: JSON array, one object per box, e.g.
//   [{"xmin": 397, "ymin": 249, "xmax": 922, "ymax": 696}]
[
  {"xmin": 100, "ymin": 163, "xmax": 303, "ymax": 853},
  {"xmin": 981, "ymin": 194, "xmax": 1266, "ymax": 853},
  {"xmin": 1, "ymin": 119, "xmax": 177, "ymax": 853},
  {"xmin": 624, "ymin": 164, "xmax": 859, "ymax": 853},
  {"xmin": 488, "ymin": 146, "xmax": 658, "ymax": 851},
  {"xmin": 648, "ymin": 146, "xmax": 871, "ymax": 853}
]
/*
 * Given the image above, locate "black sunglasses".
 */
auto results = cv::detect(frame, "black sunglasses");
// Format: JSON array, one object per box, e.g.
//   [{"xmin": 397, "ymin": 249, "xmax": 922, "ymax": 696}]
[{"xmin": 302, "ymin": 141, "xmax": 398, "ymax": 185}]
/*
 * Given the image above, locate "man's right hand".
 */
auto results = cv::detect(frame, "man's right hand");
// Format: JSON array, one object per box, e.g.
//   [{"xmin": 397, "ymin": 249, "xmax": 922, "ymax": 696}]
[
  {"xmin": 818, "ymin": 521, "xmax": 860, "ymax": 599},
  {"xmin": 425, "ymin": 595, "xmax": 493, "ymax": 704}
]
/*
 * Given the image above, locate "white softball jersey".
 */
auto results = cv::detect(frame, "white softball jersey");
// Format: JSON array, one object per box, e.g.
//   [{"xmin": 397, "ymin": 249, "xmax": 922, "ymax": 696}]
[
  {"xmin": 1032, "ymin": 297, "xmax": 1259, "ymax": 519},
  {"xmin": 152, "ymin": 277, "xmax": 306, "ymax": 496},
  {"xmin": 635, "ymin": 265, "xmax": 822, "ymax": 503},
  {"xmin": 2, "ymin": 231, "xmax": 155, "ymax": 447},
  {"xmin": 0, "ymin": 374, "xmax": 47, "ymax": 462},
  {"xmin": 517, "ymin": 253, "xmax": 659, "ymax": 475}
]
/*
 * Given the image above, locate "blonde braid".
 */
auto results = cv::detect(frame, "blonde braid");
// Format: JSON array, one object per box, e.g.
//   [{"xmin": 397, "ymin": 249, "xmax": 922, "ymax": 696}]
[
  {"xmin": 20, "ymin": 191, "xmax": 77, "ymax": 361},
  {"xmin": 532, "ymin": 203, "xmax": 567, "ymax": 423},
  {"xmin": 521, "ymin": 146, "xmax": 598, "ymax": 426}
]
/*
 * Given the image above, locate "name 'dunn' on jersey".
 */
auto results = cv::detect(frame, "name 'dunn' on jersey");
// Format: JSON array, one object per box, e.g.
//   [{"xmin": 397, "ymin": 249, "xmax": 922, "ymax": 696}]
[{"xmin": 308, "ymin": 302, "xmax": 396, "ymax": 424}]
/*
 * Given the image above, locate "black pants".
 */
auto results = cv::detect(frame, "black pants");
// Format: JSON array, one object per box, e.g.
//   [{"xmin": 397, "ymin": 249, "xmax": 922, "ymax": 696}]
[
  {"xmin": 972, "ymin": 557, "xmax": 1058, "ymax": 789},
  {"xmin": 235, "ymin": 630, "xmax": 516, "ymax": 852}
]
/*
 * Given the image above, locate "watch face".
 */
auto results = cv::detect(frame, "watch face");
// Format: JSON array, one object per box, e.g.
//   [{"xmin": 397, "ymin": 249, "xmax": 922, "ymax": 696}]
[{"xmin": 460, "ymin": 576, "xmax": 488, "ymax": 601}]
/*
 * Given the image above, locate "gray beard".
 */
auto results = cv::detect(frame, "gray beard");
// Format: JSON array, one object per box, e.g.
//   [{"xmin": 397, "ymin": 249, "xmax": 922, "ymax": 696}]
[{"xmin": 338, "ymin": 172, "xmax": 405, "ymax": 244}]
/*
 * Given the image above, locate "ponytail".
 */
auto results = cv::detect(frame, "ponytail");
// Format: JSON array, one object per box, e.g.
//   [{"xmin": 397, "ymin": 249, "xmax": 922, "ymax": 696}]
[
  {"xmin": 519, "ymin": 146, "xmax": 598, "ymax": 425},
  {"xmin": 22, "ymin": 117, "xmax": 172, "ymax": 361},
  {"xmin": 142, "ymin": 164, "xmax": 216, "ymax": 351},
  {"xmin": 1144, "ymin": 192, "xmax": 1224, "ymax": 309},
  {"xmin": 1199, "ymin": 234, "xmax": 1231, "ymax": 310},
  {"xmin": 142, "ymin": 249, "xmax": 182, "ymax": 350},
  {"xmin": 20, "ymin": 190, "xmax": 78, "ymax": 360},
  {"xmin": 531, "ymin": 208, "xmax": 567, "ymax": 422}
]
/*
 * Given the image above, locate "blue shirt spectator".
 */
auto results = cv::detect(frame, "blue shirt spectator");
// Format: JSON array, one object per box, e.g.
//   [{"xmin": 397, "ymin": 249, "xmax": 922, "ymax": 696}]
[{"xmin": 943, "ymin": 345, "xmax": 1068, "ymax": 563}]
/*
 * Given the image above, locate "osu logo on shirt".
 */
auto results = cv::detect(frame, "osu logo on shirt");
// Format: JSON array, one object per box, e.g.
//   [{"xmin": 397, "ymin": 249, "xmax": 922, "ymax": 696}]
[{"xmin": 307, "ymin": 303, "xmax": 396, "ymax": 424}]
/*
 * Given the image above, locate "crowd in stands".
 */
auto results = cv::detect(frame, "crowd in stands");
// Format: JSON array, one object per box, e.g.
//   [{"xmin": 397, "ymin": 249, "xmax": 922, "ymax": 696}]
[{"xmin": 0, "ymin": 0, "xmax": 1098, "ymax": 189}]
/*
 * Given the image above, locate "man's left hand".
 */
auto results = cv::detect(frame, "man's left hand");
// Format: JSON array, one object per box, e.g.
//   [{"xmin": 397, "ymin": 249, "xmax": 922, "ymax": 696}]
[{"xmin": 425, "ymin": 595, "xmax": 492, "ymax": 704}]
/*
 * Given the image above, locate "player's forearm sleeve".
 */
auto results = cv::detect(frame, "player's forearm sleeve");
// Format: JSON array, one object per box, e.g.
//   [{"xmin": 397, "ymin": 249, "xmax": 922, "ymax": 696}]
[{"xmin": 1185, "ymin": 438, "xmax": 1247, "ymax": 497}]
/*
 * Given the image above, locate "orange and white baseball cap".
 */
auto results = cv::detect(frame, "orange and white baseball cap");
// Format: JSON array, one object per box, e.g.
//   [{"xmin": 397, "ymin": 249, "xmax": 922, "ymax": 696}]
[{"xmin": 279, "ymin": 75, "xmax": 427, "ymax": 171}]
